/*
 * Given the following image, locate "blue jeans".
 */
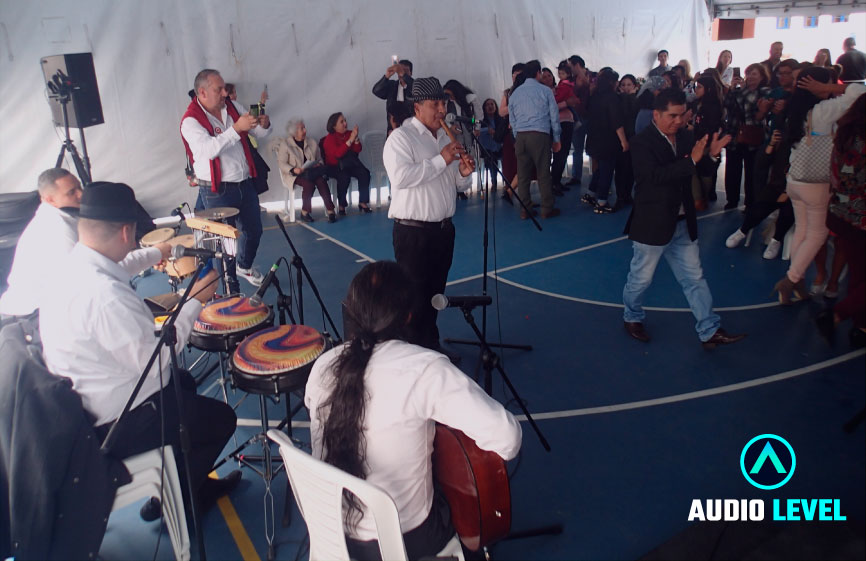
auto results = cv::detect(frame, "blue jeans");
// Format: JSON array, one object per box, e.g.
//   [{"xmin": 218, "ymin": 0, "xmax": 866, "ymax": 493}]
[
  {"xmin": 571, "ymin": 121, "xmax": 586, "ymax": 182},
  {"xmin": 622, "ymin": 221, "xmax": 721, "ymax": 341},
  {"xmin": 198, "ymin": 179, "xmax": 262, "ymax": 270}
]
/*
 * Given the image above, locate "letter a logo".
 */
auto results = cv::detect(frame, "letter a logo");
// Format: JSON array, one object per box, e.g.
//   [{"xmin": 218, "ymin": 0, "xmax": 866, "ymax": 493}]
[
  {"xmin": 740, "ymin": 434, "xmax": 796, "ymax": 490},
  {"xmin": 750, "ymin": 442, "xmax": 786, "ymax": 474}
]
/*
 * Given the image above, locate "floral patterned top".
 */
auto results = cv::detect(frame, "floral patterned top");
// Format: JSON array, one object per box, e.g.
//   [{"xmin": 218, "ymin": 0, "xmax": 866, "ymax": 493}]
[{"xmin": 830, "ymin": 136, "xmax": 866, "ymax": 230}]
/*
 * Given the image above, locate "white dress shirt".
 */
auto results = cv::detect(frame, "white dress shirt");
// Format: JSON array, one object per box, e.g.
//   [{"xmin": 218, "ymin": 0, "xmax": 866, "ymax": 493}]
[
  {"xmin": 0, "ymin": 203, "xmax": 78, "ymax": 316},
  {"xmin": 181, "ymin": 99, "xmax": 271, "ymax": 183},
  {"xmin": 384, "ymin": 117, "xmax": 472, "ymax": 222},
  {"xmin": 40, "ymin": 243, "xmax": 203, "ymax": 426},
  {"xmin": 306, "ymin": 339, "xmax": 522, "ymax": 541}
]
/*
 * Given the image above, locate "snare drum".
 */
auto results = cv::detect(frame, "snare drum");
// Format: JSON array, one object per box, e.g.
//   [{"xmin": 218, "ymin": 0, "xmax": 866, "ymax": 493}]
[
  {"xmin": 189, "ymin": 296, "xmax": 274, "ymax": 352},
  {"xmin": 140, "ymin": 227, "xmax": 175, "ymax": 248},
  {"xmin": 230, "ymin": 325, "xmax": 328, "ymax": 395},
  {"xmin": 165, "ymin": 234, "xmax": 197, "ymax": 280}
]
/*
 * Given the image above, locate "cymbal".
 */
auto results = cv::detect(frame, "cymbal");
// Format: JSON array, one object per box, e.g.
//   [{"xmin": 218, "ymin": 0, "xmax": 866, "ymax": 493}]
[{"xmin": 196, "ymin": 206, "xmax": 239, "ymax": 221}]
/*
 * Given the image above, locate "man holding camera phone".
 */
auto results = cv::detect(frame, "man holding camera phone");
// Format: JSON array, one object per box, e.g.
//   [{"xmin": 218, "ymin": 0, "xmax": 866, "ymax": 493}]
[
  {"xmin": 372, "ymin": 56, "xmax": 414, "ymax": 131},
  {"xmin": 180, "ymin": 68, "xmax": 271, "ymax": 291}
]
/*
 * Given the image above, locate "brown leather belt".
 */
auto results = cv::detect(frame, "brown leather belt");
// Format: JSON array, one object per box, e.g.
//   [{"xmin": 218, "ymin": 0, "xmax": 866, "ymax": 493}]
[{"xmin": 394, "ymin": 217, "xmax": 452, "ymax": 229}]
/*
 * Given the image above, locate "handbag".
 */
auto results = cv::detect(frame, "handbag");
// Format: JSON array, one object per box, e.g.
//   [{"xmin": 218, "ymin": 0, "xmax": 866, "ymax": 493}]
[
  {"xmin": 788, "ymin": 110, "xmax": 833, "ymax": 184},
  {"xmin": 338, "ymin": 149, "xmax": 363, "ymax": 171},
  {"xmin": 735, "ymin": 124, "xmax": 764, "ymax": 146},
  {"xmin": 247, "ymin": 138, "xmax": 270, "ymax": 194}
]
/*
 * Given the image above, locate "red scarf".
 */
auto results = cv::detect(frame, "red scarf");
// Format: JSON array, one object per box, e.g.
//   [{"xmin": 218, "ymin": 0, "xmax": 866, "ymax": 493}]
[{"xmin": 180, "ymin": 99, "xmax": 257, "ymax": 192}]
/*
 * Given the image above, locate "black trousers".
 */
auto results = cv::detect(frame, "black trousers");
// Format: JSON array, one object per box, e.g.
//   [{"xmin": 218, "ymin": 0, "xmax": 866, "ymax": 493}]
[
  {"xmin": 392, "ymin": 220, "xmax": 456, "ymax": 349},
  {"xmin": 614, "ymin": 147, "xmax": 634, "ymax": 204},
  {"xmin": 551, "ymin": 121, "xmax": 574, "ymax": 187},
  {"xmin": 740, "ymin": 198, "xmax": 795, "ymax": 242},
  {"xmin": 724, "ymin": 145, "xmax": 757, "ymax": 206},
  {"xmin": 95, "ymin": 371, "xmax": 237, "ymax": 494},
  {"xmin": 327, "ymin": 164, "xmax": 371, "ymax": 207}
]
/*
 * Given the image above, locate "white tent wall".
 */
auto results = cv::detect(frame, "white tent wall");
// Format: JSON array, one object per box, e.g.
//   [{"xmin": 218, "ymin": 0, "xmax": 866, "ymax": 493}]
[{"xmin": 0, "ymin": 0, "xmax": 710, "ymax": 216}]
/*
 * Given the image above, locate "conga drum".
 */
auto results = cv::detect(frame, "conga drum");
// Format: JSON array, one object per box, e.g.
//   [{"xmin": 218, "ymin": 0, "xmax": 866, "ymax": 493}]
[
  {"xmin": 189, "ymin": 296, "xmax": 274, "ymax": 352},
  {"xmin": 230, "ymin": 325, "xmax": 328, "ymax": 396},
  {"xmin": 164, "ymin": 234, "xmax": 198, "ymax": 281},
  {"xmin": 140, "ymin": 227, "xmax": 175, "ymax": 248}
]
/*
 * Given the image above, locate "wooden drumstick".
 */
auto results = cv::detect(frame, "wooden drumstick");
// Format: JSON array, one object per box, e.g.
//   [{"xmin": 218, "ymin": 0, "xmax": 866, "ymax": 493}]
[{"xmin": 439, "ymin": 119, "xmax": 473, "ymax": 168}]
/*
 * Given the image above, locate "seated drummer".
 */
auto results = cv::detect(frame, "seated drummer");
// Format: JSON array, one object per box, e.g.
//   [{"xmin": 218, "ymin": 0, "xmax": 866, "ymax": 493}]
[
  {"xmin": 1, "ymin": 168, "xmax": 172, "ymax": 324},
  {"xmin": 39, "ymin": 182, "xmax": 241, "ymax": 520},
  {"xmin": 305, "ymin": 261, "xmax": 522, "ymax": 560}
]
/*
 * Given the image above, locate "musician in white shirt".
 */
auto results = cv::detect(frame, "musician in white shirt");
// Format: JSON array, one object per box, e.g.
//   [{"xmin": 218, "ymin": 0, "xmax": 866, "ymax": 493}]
[
  {"xmin": 0, "ymin": 169, "xmax": 82, "ymax": 318},
  {"xmin": 39, "ymin": 181, "xmax": 241, "ymax": 517},
  {"xmin": 306, "ymin": 261, "xmax": 521, "ymax": 560},
  {"xmin": 383, "ymin": 77, "xmax": 474, "ymax": 351}
]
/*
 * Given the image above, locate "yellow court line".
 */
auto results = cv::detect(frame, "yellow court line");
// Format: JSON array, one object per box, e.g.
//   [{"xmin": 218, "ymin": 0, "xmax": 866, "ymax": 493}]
[{"xmin": 211, "ymin": 471, "xmax": 262, "ymax": 561}]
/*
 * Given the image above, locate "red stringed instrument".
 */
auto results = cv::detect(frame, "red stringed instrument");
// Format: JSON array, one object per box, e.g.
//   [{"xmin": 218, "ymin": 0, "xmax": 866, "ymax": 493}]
[{"xmin": 432, "ymin": 423, "xmax": 511, "ymax": 551}]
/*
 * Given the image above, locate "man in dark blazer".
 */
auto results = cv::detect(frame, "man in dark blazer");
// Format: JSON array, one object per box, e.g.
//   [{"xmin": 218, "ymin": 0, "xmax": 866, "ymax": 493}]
[
  {"xmin": 622, "ymin": 88, "xmax": 745, "ymax": 349},
  {"xmin": 371, "ymin": 59, "xmax": 414, "ymax": 131}
]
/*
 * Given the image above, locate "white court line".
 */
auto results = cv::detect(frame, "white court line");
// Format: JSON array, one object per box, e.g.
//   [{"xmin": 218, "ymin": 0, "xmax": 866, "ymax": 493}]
[
  {"xmin": 512, "ymin": 349, "xmax": 865, "ymax": 421},
  {"xmin": 493, "ymin": 275, "xmax": 780, "ymax": 312},
  {"xmin": 299, "ymin": 223, "xmax": 375, "ymax": 263},
  {"xmin": 446, "ymin": 208, "xmax": 731, "ymax": 286},
  {"xmin": 236, "ymin": 349, "xmax": 864, "ymax": 428}
]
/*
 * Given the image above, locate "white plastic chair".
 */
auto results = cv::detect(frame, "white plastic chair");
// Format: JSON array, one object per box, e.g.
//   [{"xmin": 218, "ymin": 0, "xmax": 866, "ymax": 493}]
[
  {"xmin": 272, "ymin": 144, "xmax": 301, "ymax": 222},
  {"xmin": 111, "ymin": 445, "xmax": 190, "ymax": 561},
  {"xmin": 268, "ymin": 430, "xmax": 463, "ymax": 561},
  {"xmin": 361, "ymin": 130, "xmax": 389, "ymax": 207}
]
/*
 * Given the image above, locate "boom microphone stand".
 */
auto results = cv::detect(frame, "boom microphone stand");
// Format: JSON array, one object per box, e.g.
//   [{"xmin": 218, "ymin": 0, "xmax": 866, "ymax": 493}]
[
  {"xmin": 443, "ymin": 118, "xmax": 533, "ymax": 394},
  {"xmin": 102, "ymin": 260, "xmax": 211, "ymax": 560}
]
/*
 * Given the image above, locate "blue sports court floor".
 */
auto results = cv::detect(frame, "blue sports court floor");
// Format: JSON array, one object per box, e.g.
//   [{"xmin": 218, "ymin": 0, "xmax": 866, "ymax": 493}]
[{"xmin": 102, "ymin": 174, "xmax": 865, "ymax": 560}]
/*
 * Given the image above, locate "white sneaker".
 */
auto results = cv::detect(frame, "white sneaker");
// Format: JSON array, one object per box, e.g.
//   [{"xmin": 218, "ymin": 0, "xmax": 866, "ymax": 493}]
[
  {"xmin": 725, "ymin": 229, "xmax": 747, "ymax": 248},
  {"xmin": 236, "ymin": 266, "xmax": 264, "ymax": 287},
  {"xmin": 763, "ymin": 239, "xmax": 781, "ymax": 260}
]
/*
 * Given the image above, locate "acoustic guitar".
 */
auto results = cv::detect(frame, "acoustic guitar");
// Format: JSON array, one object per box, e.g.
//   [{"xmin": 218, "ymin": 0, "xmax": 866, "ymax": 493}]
[{"xmin": 432, "ymin": 423, "xmax": 511, "ymax": 551}]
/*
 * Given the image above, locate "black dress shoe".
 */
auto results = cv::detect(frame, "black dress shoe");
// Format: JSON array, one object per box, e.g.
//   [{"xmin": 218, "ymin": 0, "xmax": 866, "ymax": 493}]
[
  {"xmin": 338, "ymin": 207, "xmax": 347, "ymax": 216},
  {"xmin": 702, "ymin": 328, "xmax": 746, "ymax": 350},
  {"xmin": 624, "ymin": 321, "xmax": 650, "ymax": 343},
  {"xmin": 457, "ymin": 192, "xmax": 468, "ymax": 201},
  {"xmin": 723, "ymin": 201, "xmax": 739, "ymax": 210},
  {"xmin": 139, "ymin": 496, "xmax": 162, "ymax": 522},
  {"xmin": 359, "ymin": 205, "xmax": 373, "ymax": 214},
  {"xmin": 198, "ymin": 470, "xmax": 242, "ymax": 512},
  {"xmin": 327, "ymin": 213, "xmax": 337, "ymax": 223},
  {"xmin": 300, "ymin": 212, "xmax": 314, "ymax": 223}
]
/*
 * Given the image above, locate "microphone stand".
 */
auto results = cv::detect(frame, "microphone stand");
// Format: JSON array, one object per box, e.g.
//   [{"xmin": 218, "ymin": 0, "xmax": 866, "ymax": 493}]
[
  {"xmin": 444, "ymin": 124, "xmax": 533, "ymax": 394},
  {"xmin": 274, "ymin": 215, "xmax": 342, "ymax": 342},
  {"xmin": 101, "ymin": 260, "xmax": 209, "ymax": 560}
]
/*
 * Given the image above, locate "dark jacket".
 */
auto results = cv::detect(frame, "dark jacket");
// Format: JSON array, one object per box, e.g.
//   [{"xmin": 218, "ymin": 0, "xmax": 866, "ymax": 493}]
[
  {"xmin": 586, "ymin": 89, "xmax": 624, "ymax": 159},
  {"xmin": 0, "ymin": 322, "xmax": 130, "ymax": 560},
  {"xmin": 371, "ymin": 74, "xmax": 414, "ymax": 101},
  {"xmin": 625, "ymin": 124, "xmax": 698, "ymax": 246}
]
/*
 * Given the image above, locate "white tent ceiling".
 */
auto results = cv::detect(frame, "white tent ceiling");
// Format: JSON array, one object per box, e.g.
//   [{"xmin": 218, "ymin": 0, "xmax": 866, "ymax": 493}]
[
  {"xmin": 0, "ymin": 0, "xmax": 711, "ymax": 216},
  {"xmin": 711, "ymin": 0, "xmax": 863, "ymax": 18}
]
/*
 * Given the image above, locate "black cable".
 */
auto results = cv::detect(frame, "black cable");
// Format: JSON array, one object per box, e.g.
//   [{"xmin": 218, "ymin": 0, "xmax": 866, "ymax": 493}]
[{"xmin": 152, "ymin": 354, "xmax": 166, "ymax": 561}]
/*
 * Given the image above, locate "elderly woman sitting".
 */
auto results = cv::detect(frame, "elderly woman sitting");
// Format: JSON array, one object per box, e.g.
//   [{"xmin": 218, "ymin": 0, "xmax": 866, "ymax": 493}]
[{"xmin": 274, "ymin": 118, "xmax": 337, "ymax": 223}]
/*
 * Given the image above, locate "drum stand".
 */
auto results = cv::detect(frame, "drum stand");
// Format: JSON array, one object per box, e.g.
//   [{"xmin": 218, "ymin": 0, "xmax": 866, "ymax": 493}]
[
  {"xmin": 210, "ymin": 280, "xmax": 303, "ymax": 561},
  {"xmin": 102, "ymin": 260, "xmax": 211, "ymax": 560}
]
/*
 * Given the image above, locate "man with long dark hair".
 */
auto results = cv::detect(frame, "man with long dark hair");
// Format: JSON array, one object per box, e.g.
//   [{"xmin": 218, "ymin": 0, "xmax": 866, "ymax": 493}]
[{"xmin": 306, "ymin": 261, "xmax": 521, "ymax": 560}]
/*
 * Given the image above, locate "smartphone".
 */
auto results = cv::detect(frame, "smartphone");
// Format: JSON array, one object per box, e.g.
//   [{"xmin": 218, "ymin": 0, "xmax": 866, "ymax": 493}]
[
  {"xmin": 391, "ymin": 54, "xmax": 399, "ymax": 65},
  {"xmin": 249, "ymin": 103, "xmax": 260, "ymax": 118},
  {"xmin": 732, "ymin": 67, "xmax": 741, "ymax": 79}
]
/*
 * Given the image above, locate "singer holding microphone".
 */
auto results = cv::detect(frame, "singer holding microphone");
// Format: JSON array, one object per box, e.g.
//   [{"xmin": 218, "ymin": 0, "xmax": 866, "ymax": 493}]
[{"xmin": 383, "ymin": 77, "xmax": 475, "ymax": 354}]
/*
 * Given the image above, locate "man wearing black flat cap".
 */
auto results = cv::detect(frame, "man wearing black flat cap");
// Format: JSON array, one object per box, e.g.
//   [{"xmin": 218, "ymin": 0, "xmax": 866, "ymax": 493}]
[
  {"xmin": 383, "ymin": 77, "xmax": 475, "ymax": 354},
  {"xmin": 39, "ymin": 182, "xmax": 241, "ymax": 519}
]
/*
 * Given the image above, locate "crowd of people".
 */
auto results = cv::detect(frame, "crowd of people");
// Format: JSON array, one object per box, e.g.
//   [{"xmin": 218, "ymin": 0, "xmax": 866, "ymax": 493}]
[{"xmin": 1, "ymin": 32, "xmax": 864, "ymax": 561}]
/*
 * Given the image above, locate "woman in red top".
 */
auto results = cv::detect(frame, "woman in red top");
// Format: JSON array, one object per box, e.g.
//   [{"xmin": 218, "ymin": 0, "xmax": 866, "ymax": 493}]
[{"xmin": 322, "ymin": 112, "xmax": 372, "ymax": 214}]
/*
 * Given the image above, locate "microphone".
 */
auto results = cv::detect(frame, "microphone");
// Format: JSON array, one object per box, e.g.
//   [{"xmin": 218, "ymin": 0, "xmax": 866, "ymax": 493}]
[
  {"xmin": 445, "ymin": 113, "xmax": 479, "ymax": 127},
  {"xmin": 170, "ymin": 204, "xmax": 186, "ymax": 221},
  {"xmin": 431, "ymin": 293, "xmax": 492, "ymax": 311},
  {"xmin": 249, "ymin": 262, "xmax": 281, "ymax": 306},
  {"xmin": 171, "ymin": 245, "xmax": 225, "ymax": 260}
]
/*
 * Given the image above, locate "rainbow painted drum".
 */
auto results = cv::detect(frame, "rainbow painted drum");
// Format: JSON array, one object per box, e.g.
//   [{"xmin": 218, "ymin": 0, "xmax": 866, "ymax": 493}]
[
  {"xmin": 189, "ymin": 296, "xmax": 273, "ymax": 352},
  {"xmin": 230, "ymin": 325, "xmax": 328, "ymax": 395}
]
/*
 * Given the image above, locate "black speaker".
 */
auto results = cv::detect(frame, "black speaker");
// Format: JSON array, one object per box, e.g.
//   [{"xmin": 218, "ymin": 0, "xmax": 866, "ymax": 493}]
[{"xmin": 40, "ymin": 52, "xmax": 104, "ymax": 129}]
